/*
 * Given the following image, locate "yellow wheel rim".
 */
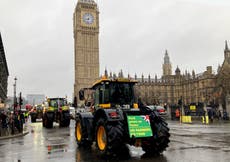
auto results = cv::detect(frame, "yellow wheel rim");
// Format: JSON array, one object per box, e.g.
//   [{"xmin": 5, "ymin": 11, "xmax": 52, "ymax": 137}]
[
  {"xmin": 76, "ymin": 122, "xmax": 82, "ymax": 142},
  {"xmin": 97, "ymin": 126, "xmax": 107, "ymax": 151}
]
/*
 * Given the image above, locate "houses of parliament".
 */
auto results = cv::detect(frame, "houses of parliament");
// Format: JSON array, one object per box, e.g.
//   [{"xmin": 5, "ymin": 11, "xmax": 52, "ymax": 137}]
[
  {"xmin": 73, "ymin": 0, "xmax": 230, "ymax": 113},
  {"xmin": 135, "ymin": 44, "xmax": 230, "ymax": 109},
  {"xmin": 101, "ymin": 43, "xmax": 230, "ymax": 110}
]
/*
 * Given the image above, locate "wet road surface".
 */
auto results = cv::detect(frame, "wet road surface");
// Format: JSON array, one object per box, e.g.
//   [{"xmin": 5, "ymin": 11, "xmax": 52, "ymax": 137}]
[{"xmin": 0, "ymin": 119, "xmax": 229, "ymax": 162}]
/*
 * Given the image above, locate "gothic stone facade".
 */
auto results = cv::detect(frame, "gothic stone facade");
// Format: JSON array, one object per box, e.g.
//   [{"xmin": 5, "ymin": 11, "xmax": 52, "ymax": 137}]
[
  {"xmin": 73, "ymin": 0, "xmax": 99, "ymax": 100},
  {"xmin": 136, "ymin": 43, "xmax": 230, "ymax": 113},
  {"xmin": 0, "ymin": 32, "xmax": 9, "ymax": 103}
]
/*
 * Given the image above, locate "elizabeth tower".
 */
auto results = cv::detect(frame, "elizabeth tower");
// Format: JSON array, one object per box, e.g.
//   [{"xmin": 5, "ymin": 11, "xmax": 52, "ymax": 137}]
[{"xmin": 73, "ymin": 0, "xmax": 99, "ymax": 100}]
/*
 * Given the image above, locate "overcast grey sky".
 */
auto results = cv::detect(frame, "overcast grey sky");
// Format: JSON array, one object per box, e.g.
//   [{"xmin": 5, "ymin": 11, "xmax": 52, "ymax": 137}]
[{"xmin": 1, "ymin": 0, "xmax": 230, "ymax": 101}]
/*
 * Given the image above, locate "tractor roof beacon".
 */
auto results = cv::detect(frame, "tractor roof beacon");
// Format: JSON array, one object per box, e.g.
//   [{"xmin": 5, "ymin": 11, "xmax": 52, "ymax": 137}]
[{"xmin": 75, "ymin": 78, "xmax": 170, "ymax": 156}]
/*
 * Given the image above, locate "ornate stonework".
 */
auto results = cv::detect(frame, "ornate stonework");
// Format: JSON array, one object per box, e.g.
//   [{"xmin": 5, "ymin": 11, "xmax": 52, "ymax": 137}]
[
  {"xmin": 162, "ymin": 50, "xmax": 172, "ymax": 76},
  {"xmin": 104, "ymin": 44, "xmax": 229, "ymax": 114},
  {"xmin": 0, "ymin": 32, "xmax": 9, "ymax": 102},
  {"xmin": 134, "ymin": 43, "xmax": 230, "ymax": 113},
  {"xmin": 73, "ymin": 0, "xmax": 99, "ymax": 100},
  {"xmin": 72, "ymin": 1, "xmax": 230, "ymax": 114}
]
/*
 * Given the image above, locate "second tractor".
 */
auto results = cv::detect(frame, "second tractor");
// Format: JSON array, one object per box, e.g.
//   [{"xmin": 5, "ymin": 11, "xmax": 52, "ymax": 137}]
[{"xmin": 43, "ymin": 97, "xmax": 70, "ymax": 128}]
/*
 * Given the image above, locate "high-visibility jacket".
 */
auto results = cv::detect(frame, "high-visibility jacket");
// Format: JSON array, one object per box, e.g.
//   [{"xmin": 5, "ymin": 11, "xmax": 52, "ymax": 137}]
[
  {"xmin": 175, "ymin": 109, "xmax": 180, "ymax": 117},
  {"xmin": 24, "ymin": 112, "xmax": 29, "ymax": 117}
]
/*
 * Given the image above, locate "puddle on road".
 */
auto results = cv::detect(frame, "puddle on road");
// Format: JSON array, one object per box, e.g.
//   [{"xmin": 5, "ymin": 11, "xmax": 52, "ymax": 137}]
[
  {"xmin": 45, "ymin": 137, "xmax": 69, "ymax": 155},
  {"xmin": 179, "ymin": 146, "xmax": 220, "ymax": 150},
  {"xmin": 47, "ymin": 143, "xmax": 68, "ymax": 154}
]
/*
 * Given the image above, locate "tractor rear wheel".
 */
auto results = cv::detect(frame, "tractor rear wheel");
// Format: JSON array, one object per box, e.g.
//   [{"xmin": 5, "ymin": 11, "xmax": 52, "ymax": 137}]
[
  {"xmin": 75, "ymin": 120, "xmax": 92, "ymax": 147},
  {"xmin": 59, "ymin": 113, "xmax": 70, "ymax": 127},
  {"xmin": 31, "ymin": 116, "xmax": 36, "ymax": 123},
  {"xmin": 63, "ymin": 112, "xmax": 70, "ymax": 127},
  {"xmin": 43, "ymin": 113, "xmax": 53, "ymax": 128},
  {"xmin": 141, "ymin": 113, "xmax": 170, "ymax": 155},
  {"xmin": 95, "ymin": 119, "xmax": 124, "ymax": 156}
]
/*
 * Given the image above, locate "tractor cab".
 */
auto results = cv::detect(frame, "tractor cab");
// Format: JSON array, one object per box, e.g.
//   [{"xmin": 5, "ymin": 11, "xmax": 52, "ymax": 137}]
[
  {"xmin": 76, "ymin": 77, "xmax": 170, "ymax": 156},
  {"xmin": 79, "ymin": 78, "xmax": 138, "ymax": 109}
]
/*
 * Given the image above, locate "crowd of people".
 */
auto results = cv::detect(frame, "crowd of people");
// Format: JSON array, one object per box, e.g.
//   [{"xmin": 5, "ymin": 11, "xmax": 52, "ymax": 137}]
[
  {"xmin": 0, "ymin": 110, "xmax": 27, "ymax": 137},
  {"xmin": 205, "ymin": 107, "xmax": 229, "ymax": 122}
]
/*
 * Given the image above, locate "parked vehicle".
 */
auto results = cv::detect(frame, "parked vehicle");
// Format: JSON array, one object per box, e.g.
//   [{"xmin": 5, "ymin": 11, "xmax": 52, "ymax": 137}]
[{"xmin": 147, "ymin": 105, "xmax": 167, "ymax": 117}]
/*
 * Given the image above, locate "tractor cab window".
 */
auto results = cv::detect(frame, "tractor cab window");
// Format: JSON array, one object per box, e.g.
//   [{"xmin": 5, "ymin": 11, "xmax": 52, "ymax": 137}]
[
  {"xmin": 58, "ymin": 99, "xmax": 67, "ymax": 107},
  {"xmin": 50, "ymin": 100, "xmax": 58, "ymax": 107},
  {"xmin": 94, "ymin": 83, "xmax": 110, "ymax": 106},
  {"xmin": 49, "ymin": 99, "xmax": 67, "ymax": 107},
  {"xmin": 110, "ymin": 83, "xmax": 134, "ymax": 105}
]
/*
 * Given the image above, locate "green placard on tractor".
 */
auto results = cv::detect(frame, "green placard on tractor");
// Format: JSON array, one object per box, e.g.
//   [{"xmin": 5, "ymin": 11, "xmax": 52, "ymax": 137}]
[{"xmin": 127, "ymin": 115, "xmax": 153, "ymax": 138}]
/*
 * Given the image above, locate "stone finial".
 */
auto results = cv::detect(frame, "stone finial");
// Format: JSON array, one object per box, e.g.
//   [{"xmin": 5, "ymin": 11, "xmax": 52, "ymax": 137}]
[
  {"xmin": 175, "ymin": 66, "xmax": 181, "ymax": 75},
  {"xmin": 225, "ymin": 40, "xmax": 229, "ymax": 51},
  {"xmin": 109, "ymin": 72, "xmax": 112, "ymax": 78},
  {"xmin": 104, "ymin": 68, "xmax": 108, "ymax": 78},
  {"xmin": 164, "ymin": 50, "xmax": 170, "ymax": 64}
]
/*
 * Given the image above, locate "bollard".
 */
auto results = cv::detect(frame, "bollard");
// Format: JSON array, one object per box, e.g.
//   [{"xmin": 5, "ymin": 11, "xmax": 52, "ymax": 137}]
[
  {"xmin": 202, "ymin": 116, "xmax": 209, "ymax": 124},
  {"xmin": 205, "ymin": 116, "xmax": 209, "ymax": 124},
  {"xmin": 181, "ymin": 116, "xmax": 192, "ymax": 123}
]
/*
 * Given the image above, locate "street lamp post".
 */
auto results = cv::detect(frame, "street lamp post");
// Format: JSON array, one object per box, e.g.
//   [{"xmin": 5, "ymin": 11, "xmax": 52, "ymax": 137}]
[{"xmin": 13, "ymin": 77, "xmax": 17, "ymax": 114}]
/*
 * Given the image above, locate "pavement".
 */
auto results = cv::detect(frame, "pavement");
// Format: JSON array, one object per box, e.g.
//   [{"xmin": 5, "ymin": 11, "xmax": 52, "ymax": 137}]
[
  {"xmin": 166, "ymin": 115, "xmax": 230, "ymax": 124},
  {"xmin": 0, "ymin": 123, "xmax": 30, "ymax": 140},
  {"xmin": 0, "ymin": 130, "xmax": 29, "ymax": 140}
]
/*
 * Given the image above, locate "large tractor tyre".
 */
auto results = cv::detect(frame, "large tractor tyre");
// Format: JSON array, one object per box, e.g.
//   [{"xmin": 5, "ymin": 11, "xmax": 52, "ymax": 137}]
[
  {"xmin": 75, "ymin": 120, "xmax": 92, "ymax": 147},
  {"xmin": 59, "ymin": 113, "xmax": 70, "ymax": 127},
  {"xmin": 43, "ymin": 114, "xmax": 53, "ymax": 128},
  {"xmin": 59, "ymin": 116, "xmax": 64, "ymax": 127},
  {"xmin": 95, "ymin": 119, "xmax": 124, "ymax": 156},
  {"xmin": 141, "ymin": 113, "xmax": 170, "ymax": 155},
  {"xmin": 31, "ymin": 116, "xmax": 36, "ymax": 123},
  {"xmin": 63, "ymin": 119, "xmax": 70, "ymax": 127}
]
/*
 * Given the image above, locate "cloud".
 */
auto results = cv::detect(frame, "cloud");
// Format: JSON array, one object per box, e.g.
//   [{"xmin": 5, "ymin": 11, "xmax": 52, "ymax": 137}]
[{"xmin": 1, "ymin": 0, "xmax": 230, "ymax": 101}]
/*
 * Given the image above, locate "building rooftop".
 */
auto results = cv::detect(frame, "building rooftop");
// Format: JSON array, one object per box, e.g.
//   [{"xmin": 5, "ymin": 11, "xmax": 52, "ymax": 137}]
[
  {"xmin": 79, "ymin": 0, "xmax": 96, "ymax": 4},
  {"xmin": 0, "ymin": 32, "xmax": 9, "ymax": 76}
]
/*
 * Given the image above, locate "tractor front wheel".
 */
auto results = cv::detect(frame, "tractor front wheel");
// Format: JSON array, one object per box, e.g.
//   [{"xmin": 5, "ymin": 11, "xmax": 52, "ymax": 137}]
[
  {"xmin": 141, "ymin": 113, "xmax": 170, "ymax": 155},
  {"xmin": 75, "ymin": 120, "xmax": 92, "ymax": 147},
  {"xmin": 43, "ymin": 113, "xmax": 53, "ymax": 128},
  {"xmin": 95, "ymin": 119, "xmax": 124, "ymax": 156}
]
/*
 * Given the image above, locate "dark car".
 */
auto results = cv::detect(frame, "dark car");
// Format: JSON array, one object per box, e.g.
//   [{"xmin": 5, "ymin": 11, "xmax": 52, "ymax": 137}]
[{"xmin": 147, "ymin": 105, "xmax": 168, "ymax": 117}]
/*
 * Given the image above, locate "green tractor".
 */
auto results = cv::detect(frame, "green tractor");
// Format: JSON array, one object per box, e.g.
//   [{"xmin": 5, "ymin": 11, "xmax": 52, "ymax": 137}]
[
  {"xmin": 75, "ymin": 78, "xmax": 170, "ymax": 156},
  {"xmin": 43, "ymin": 98, "xmax": 70, "ymax": 128}
]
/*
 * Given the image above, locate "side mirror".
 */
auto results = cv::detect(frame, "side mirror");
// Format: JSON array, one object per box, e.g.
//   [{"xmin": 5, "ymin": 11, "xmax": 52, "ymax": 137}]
[{"xmin": 79, "ymin": 90, "xmax": 84, "ymax": 100}]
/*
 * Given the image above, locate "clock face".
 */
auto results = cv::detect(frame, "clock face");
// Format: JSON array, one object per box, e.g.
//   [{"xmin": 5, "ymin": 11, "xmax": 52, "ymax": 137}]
[{"xmin": 83, "ymin": 13, "xmax": 94, "ymax": 25}]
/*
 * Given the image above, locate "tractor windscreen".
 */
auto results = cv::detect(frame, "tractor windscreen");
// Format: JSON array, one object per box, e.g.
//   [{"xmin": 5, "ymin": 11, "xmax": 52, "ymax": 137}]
[
  {"xmin": 49, "ymin": 98, "xmax": 67, "ymax": 108},
  {"xmin": 110, "ymin": 82, "xmax": 135, "ymax": 106}
]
